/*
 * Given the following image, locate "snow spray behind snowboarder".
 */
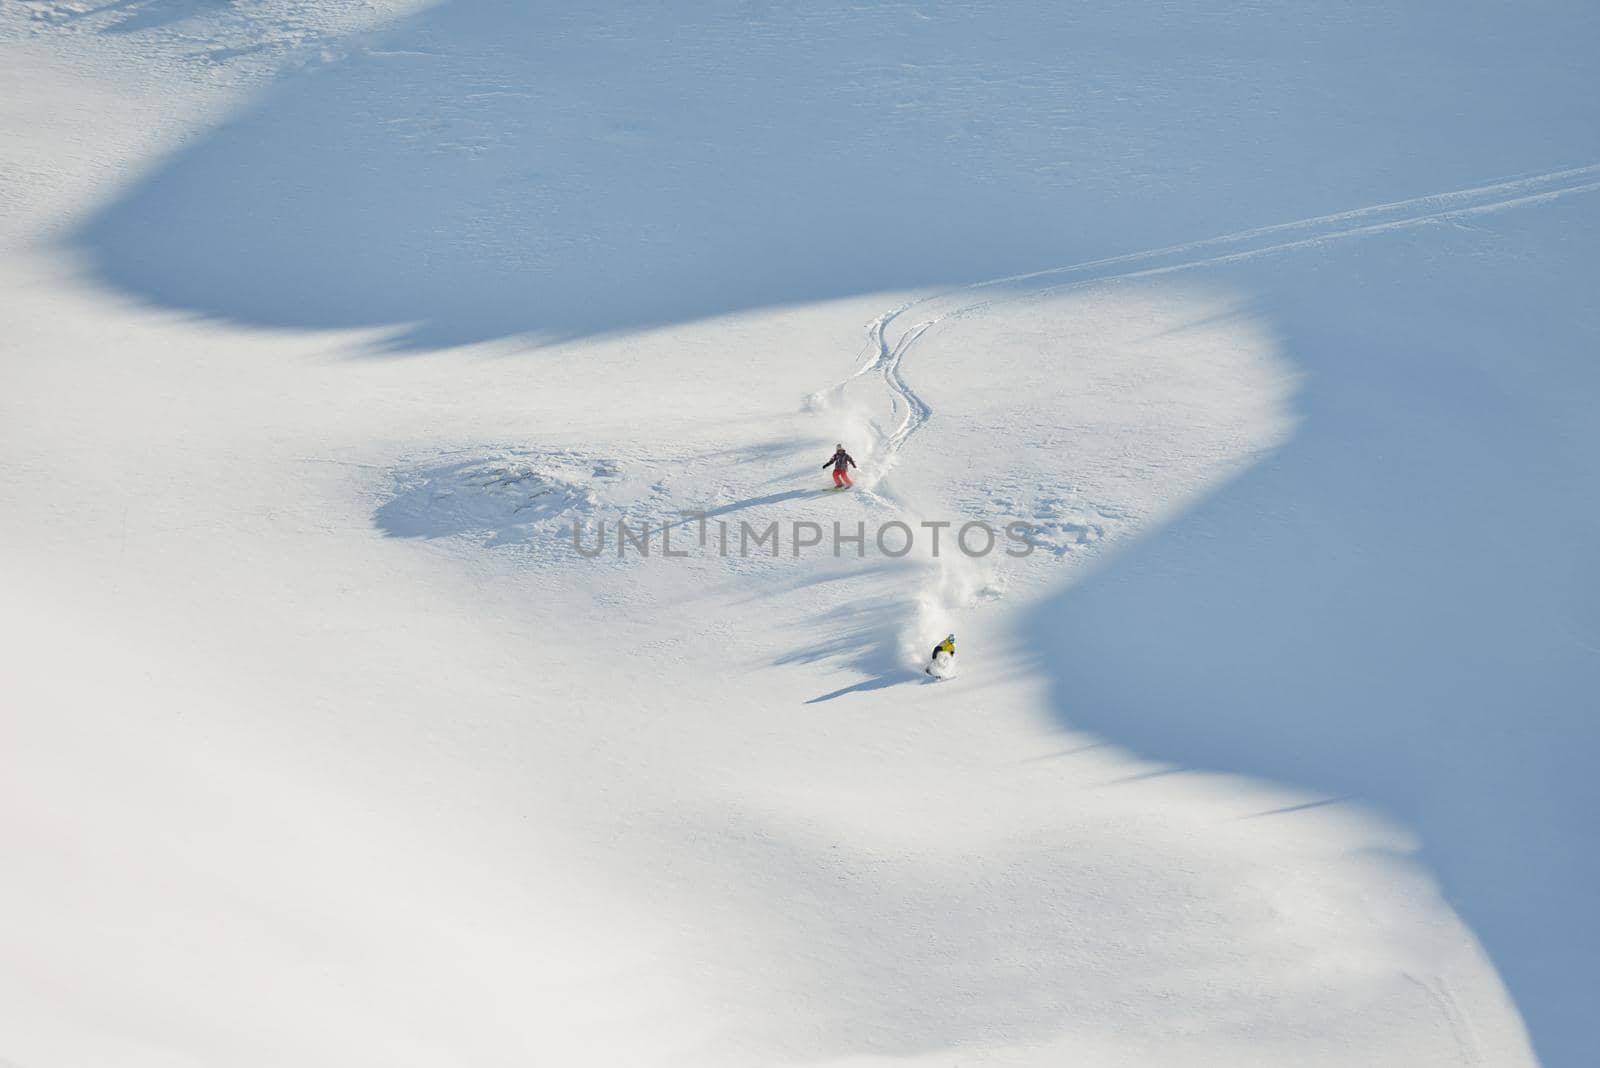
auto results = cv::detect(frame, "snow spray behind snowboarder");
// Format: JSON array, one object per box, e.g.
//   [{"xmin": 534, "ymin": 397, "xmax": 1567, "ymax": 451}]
[{"xmin": 823, "ymin": 444, "xmax": 857, "ymax": 489}]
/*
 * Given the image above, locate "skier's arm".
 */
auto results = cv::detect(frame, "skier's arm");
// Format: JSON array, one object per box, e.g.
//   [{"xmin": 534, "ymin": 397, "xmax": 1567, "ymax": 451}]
[
  {"xmin": 822, "ymin": 458, "xmax": 833, "ymax": 469},
  {"xmin": 847, "ymin": 453, "xmax": 858, "ymax": 468}
]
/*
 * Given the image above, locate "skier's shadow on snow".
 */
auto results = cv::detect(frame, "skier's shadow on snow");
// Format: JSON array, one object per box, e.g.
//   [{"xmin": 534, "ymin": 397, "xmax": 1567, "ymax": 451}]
[{"xmin": 666, "ymin": 488, "xmax": 817, "ymax": 529}]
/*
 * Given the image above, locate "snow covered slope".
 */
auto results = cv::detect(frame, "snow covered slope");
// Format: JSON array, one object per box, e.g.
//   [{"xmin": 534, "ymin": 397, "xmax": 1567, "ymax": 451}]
[{"xmin": 2, "ymin": 2, "xmax": 1597, "ymax": 1065}]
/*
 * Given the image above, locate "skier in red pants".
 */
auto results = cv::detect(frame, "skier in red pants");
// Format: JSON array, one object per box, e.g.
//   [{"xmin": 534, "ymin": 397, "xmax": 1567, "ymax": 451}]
[{"xmin": 824, "ymin": 443, "xmax": 857, "ymax": 488}]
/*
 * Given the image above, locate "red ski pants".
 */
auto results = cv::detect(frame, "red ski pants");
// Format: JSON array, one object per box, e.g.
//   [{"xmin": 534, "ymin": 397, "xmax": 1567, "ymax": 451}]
[{"xmin": 832, "ymin": 468, "xmax": 853, "ymax": 488}]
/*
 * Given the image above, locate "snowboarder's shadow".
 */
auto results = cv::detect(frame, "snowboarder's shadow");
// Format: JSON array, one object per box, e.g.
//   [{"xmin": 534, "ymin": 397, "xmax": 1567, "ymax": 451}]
[
  {"xmin": 805, "ymin": 672, "xmax": 923, "ymax": 704},
  {"xmin": 775, "ymin": 590, "xmax": 924, "ymax": 705}
]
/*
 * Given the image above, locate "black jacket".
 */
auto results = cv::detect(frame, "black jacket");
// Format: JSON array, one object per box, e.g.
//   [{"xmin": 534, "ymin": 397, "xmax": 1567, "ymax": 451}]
[{"xmin": 824, "ymin": 450, "xmax": 857, "ymax": 472}]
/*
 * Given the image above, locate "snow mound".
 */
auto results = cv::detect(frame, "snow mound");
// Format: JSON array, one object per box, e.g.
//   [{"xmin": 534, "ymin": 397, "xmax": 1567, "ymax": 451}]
[
  {"xmin": 1008, "ymin": 494, "xmax": 1122, "ymax": 557},
  {"xmin": 376, "ymin": 449, "xmax": 619, "ymax": 550}
]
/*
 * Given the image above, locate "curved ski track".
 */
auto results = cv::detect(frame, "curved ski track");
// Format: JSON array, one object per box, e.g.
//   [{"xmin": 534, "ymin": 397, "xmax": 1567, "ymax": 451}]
[{"xmin": 841, "ymin": 163, "xmax": 1600, "ymax": 468}]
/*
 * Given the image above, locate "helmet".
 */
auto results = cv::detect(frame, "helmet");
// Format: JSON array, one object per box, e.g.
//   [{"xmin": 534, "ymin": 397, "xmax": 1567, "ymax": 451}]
[
  {"xmin": 835, "ymin": 442, "xmax": 844, "ymax": 450},
  {"xmin": 947, "ymin": 633, "xmax": 956, "ymax": 642}
]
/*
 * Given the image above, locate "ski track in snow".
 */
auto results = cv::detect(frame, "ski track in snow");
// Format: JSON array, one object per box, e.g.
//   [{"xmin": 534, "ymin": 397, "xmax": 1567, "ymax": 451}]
[
  {"xmin": 827, "ymin": 162, "xmax": 1600, "ymax": 639},
  {"xmin": 846, "ymin": 162, "xmax": 1600, "ymax": 464}
]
